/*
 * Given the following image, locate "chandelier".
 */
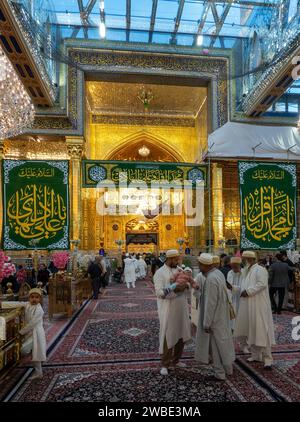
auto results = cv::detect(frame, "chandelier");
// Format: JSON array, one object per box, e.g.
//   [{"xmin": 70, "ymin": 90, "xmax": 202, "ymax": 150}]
[
  {"xmin": 0, "ymin": 46, "xmax": 35, "ymax": 139},
  {"xmin": 137, "ymin": 86, "xmax": 154, "ymax": 110},
  {"xmin": 138, "ymin": 145, "xmax": 150, "ymax": 157}
]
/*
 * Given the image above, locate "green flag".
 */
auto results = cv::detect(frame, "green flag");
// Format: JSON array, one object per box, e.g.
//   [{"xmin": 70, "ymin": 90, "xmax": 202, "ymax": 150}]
[
  {"xmin": 3, "ymin": 160, "xmax": 69, "ymax": 250},
  {"xmin": 239, "ymin": 161, "xmax": 297, "ymax": 250}
]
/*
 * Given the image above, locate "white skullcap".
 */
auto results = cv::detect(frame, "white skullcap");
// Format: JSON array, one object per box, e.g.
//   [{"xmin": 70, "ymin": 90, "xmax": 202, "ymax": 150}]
[
  {"xmin": 198, "ymin": 253, "xmax": 213, "ymax": 265},
  {"xmin": 242, "ymin": 250, "xmax": 256, "ymax": 259},
  {"xmin": 126, "ymin": 253, "xmax": 130, "ymax": 257},
  {"xmin": 166, "ymin": 249, "xmax": 179, "ymax": 258},
  {"xmin": 230, "ymin": 257, "xmax": 242, "ymax": 264},
  {"xmin": 184, "ymin": 267, "xmax": 193, "ymax": 272},
  {"xmin": 212, "ymin": 255, "xmax": 220, "ymax": 264}
]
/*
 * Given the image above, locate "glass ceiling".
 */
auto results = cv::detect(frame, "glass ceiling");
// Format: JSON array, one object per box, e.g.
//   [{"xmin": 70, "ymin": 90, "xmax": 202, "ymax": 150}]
[
  {"xmin": 9, "ymin": 0, "xmax": 300, "ymax": 117},
  {"xmin": 15, "ymin": 0, "xmax": 292, "ymax": 47}
]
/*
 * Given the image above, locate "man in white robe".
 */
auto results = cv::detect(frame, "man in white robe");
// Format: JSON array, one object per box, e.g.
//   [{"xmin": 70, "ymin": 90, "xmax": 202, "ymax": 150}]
[
  {"xmin": 227, "ymin": 257, "xmax": 244, "ymax": 330},
  {"xmin": 137, "ymin": 256, "xmax": 147, "ymax": 279},
  {"xmin": 124, "ymin": 254, "xmax": 136, "ymax": 288},
  {"xmin": 234, "ymin": 250, "xmax": 275, "ymax": 369},
  {"xmin": 194, "ymin": 253, "xmax": 235, "ymax": 381},
  {"xmin": 154, "ymin": 249, "xmax": 191, "ymax": 376}
]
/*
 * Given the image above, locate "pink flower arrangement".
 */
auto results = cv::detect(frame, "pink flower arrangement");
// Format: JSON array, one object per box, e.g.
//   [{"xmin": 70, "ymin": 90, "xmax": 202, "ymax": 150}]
[
  {"xmin": 0, "ymin": 251, "xmax": 16, "ymax": 282},
  {"xmin": 52, "ymin": 251, "xmax": 70, "ymax": 270}
]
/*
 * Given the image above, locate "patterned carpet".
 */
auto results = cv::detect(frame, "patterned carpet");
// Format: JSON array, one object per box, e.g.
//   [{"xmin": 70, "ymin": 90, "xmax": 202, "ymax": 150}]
[{"xmin": 2, "ymin": 277, "xmax": 300, "ymax": 402}]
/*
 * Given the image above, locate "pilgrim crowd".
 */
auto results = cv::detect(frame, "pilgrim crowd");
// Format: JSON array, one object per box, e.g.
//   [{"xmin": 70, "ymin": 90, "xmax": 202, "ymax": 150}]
[
  {"xmin": 0, "ymin": 247, "xmax": 296, "ymax": 381},
  {"xmin": 153, "ymin": 249, "xmax": 280, "ymax": 379}
]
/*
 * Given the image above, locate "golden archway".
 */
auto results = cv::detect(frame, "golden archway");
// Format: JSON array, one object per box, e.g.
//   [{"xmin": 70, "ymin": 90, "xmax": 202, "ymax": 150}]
[{"xmin": 105, "ymin": 132, "xmax": 185, "ymax": 162}]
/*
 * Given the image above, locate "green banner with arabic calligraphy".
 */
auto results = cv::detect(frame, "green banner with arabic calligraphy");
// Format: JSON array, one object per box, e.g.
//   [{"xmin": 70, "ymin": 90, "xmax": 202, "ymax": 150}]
[
  {"xmin": 239, "ymin": 161, "xmax": 297, "ymax": 250},
  {"xmin": 82, "ymin": 160, "xmax": 207, "ymax": 188},
  {"xmin": 2, "ymin": 160, "xmax": 69, "ymax": 250}
]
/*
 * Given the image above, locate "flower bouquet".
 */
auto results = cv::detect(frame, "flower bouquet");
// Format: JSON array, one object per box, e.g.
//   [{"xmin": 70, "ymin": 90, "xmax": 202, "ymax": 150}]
[
  {"xmin": 0, "ymin": 251, "xmax": 16, "ymax": 283},
  {"xmin": 52, "ymin": 251, "xmax": 70, "ymax": 271}
]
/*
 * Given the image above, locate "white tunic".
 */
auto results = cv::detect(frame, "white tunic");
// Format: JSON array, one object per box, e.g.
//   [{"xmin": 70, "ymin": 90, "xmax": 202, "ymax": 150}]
[
  {"xmin": 191, "ymin": 272, "xmax": 205, "ymax": 326},
  {"xmin": 124, "ymin": 258, "xmax": 136, "ymax": 284},
  {"xmin": 154, "ymin": 264, "xmax": 191, "ymax": 354},
  {"xmin": 227, "ymin": 269, "xmax": 244, "ymax": 316},
  {"xmin": 2, "ymin": 301, "xmax": 46, "ymax": 362},
  {"xmin": 194, "ymin": 268, "xmax": 235, "ymax": 366},
  {"xmin": 234, "ymin": 263, "xmax": 275, "ymax": 348},
  {"xmin": 137, "ymin": 258, "xmax": 147, "ymax": 278}
]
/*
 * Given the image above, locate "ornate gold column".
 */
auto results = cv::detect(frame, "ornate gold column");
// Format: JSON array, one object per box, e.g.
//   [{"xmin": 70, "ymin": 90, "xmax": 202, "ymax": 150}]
[
  {"xmin": 0, "ymin": 140, "xmax": 8, "ymax": 245},
  {"xmin": 212, "ymin": 163, "xmax": 224, "ymax": 251},
  {"xmin": 66, "ymin": 136, "xmax": 85, "ymax": 249}
]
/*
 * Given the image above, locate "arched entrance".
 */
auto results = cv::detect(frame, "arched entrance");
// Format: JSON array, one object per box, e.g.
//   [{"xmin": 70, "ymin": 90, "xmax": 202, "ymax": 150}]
[
  {"xmin": 105, "ymin": 132, "xmax": 184, "ymax": 162},
  {"xmin": 102, "ymin": 133, "xmax": 186, "ymax": 253},
  {"xmin": 125, "ymin": 218, "xmax": 159, "ymax": 254}
]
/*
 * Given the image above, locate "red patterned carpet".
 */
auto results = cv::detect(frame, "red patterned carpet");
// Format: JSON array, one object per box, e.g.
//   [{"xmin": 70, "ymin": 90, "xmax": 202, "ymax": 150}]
[{"xmin": 2, "ymin": 277, "xmax": 300, "ymax": 402}]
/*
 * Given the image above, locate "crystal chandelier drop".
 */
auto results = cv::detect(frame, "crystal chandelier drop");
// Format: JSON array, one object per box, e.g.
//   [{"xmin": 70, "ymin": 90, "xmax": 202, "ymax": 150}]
[{"xmin": 0, "ymin": 46, "xmax": 35, "ymax": 139}]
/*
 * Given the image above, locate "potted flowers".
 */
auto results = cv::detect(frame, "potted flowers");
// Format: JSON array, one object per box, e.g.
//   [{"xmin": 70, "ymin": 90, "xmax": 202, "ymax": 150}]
[{"xmin": 52, "ymin": 251, "xmax": 70, "ymax": 272}]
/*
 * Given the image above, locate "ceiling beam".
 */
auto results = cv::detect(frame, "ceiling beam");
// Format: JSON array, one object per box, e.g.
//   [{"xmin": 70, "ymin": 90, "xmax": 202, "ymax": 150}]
[
  {"xmin": 72, "ymin": 0, "xmax": 98, "ymax": 39},
  {"xmin": 193, "ymin": 1, "xmax": 211, "ymax": 46},
  {"xmin": 86, "ymin": 0, "xmax": 97, "ymax": 17},
  {"xmin": 222, "ymin": 0, "xmax": 278, "ymax": 6},
  {"xmin": 149, "ymin": 0, "xmax": 158, "ymax": 43},
  {"xmin": 126, "ymin": 0, "xmax": 131, "ymax": 42},
  {"xmin": 170, "ymin": 0, "xmax": 185, "ymax": 44},
  {"xmin": 209, "ymin": 2, "xmax": 233, "ymax": 48},
  {"xmin": 57, "ymin": 22, "xmax": 251, "ymax": 39}
]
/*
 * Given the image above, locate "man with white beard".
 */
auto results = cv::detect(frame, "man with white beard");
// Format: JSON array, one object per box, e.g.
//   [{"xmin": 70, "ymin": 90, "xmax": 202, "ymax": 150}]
[
  {"xmin": 194, "ymin": 253, "xmax": 235, "ymax": 381},
  {"xmin": 154, "ymin": 249, "xmax": 191, "ymax": 376},
  {"xmin": 234, "ymin": 250, "xmax": 275, "ymax": 369},
  {"xmin": 124, "ymin": 254, "xmax": 136, "ymax": 288}
]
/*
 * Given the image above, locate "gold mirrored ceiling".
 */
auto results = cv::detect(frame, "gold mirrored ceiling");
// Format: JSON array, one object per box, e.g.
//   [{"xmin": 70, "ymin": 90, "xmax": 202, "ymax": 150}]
[{"xmin": 86, "ymin": 81, "xmax": 207, "ymax": 118}]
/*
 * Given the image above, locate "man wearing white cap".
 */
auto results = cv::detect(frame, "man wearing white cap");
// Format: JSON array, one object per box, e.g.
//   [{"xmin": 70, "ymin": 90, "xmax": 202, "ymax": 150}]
[
  {"xmin": 234, "ymin": 251, "xmax": 275, "ymax": 369},
  {"xmin": 227, "ymin": 257, "xmax": 244, "ymax": 327},
  {"xmin": 195, "ymin": 253, "xmax": 235, "ymax": 380},
  {"xmin": 124, "ymin": 253, "xmax": 136, "ymax": 288},
  {"xmin": 153, "ymin": 249, "xmax": 191, "ymax": 376}
]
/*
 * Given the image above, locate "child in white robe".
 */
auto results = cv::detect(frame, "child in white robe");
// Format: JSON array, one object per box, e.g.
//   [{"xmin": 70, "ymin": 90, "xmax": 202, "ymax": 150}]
[{"xmin": 1, "ymin": 288, "xmax": 46, "ymax": 379}]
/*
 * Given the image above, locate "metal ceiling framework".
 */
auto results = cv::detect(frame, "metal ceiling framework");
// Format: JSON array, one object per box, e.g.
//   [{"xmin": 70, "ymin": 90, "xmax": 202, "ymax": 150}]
[
  {"xmin": 1, "ymin": 0, "xmax": 299, "ymax": 120},
  {"xmin": 65, "ymin": 0, "xmax": 280, "ymax": 45},
  {"xmin": 71, "ymin": 0, "xmax": 97, "ymax": 39}
]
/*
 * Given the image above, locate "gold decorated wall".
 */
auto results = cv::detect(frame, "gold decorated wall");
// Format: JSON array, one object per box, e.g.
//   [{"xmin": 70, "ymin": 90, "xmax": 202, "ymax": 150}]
[
  {"xmin": 81, "ymin": 87, "xmax": 207, "ymax": 252},
  {"xmin": 88, "ymin": 122, "xmax": 200, "ymax": 163}
]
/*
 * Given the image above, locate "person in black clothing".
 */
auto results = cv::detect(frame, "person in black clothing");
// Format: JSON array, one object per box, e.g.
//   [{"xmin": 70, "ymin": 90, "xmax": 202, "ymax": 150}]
[
  {"xmin": 269, "ymin": 253, "xmax": 293, "ymax": 314},
  {"xmin": 220, "ymin": 255, "xmax": 232, "ymax": 281},
  {"xmin": 113, "ymin": 267, "xmax": 123, "ymax": 283},
  {"xmin": 151, "ymin": 254, "xmax": 158, "ymax": 276},
  {"xmin": 87, "ymin": 256, "xmax": 103, "ymax": 299},
  {"xmin": 280, "ymin": 251, "xmax": 295, "ymax": 282},
  {"xmin": 48, "ymin": 260, "xmax": 58, "ymax": 275},
  {"xmin": 37, "ymin": 264, "xmax": 50, "ymax": 287},
  {"xmin": 121, "ymin": 252, "xmax": 126, "ymax": 274}
]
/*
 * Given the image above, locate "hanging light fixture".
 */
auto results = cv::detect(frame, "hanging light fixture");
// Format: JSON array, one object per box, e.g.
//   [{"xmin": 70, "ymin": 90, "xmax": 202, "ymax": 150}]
[
  {"xmin": 0, "ymin": 46, "xmax": 35, "ymax": 140},
  {"xmin": 138, "ymin": 86, "xmax": 154, "ymax": 110},
  {"xmin": 138, "ymin": 145, "xmax": 150, "ymax": 157}
]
